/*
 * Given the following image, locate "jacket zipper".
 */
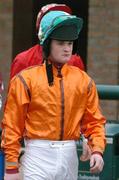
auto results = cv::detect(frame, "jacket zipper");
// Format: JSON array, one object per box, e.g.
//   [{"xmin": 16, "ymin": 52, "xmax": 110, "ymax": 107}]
[
  {"xmin": 59, "ymin": 78, "xmax": 65, "ymax": 140},
  {"xmin": 57, "ymin": 66, "xmax": 65, "ymax": 140}
]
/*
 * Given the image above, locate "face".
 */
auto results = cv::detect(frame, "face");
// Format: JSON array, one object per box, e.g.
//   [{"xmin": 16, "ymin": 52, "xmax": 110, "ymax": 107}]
[{"xmin": 49, "ymin": 39, "xmax": 73, "ymax": 64}]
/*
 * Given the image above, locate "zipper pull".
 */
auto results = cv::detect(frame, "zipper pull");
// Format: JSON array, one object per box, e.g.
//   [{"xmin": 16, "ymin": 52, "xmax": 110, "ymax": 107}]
[{"xmin": 57, "ymin": 66, "xmax": 62, "ymax": 78}]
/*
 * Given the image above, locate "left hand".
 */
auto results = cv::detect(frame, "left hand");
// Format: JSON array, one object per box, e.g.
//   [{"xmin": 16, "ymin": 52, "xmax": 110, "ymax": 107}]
[{"xmin": 90, "ymin": 153, "xmax": 104, "ymax": 174}]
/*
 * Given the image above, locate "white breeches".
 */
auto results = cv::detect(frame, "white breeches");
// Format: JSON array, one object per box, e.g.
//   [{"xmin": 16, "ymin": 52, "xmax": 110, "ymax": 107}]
[{"xmin": 20, "ymin": 140, "xmax": 78, "ymax": 180}]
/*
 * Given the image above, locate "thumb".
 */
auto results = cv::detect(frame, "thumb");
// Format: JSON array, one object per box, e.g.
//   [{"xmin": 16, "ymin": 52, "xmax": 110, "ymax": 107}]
[{"xmin": 90, "ymin": 155, "xmax": 95, "ymax": 168}]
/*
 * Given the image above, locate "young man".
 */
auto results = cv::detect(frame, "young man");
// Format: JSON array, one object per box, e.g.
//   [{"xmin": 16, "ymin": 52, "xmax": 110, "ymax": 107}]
[
  {"xmin": 9, "ymin": 3, "xmax": 89, "ymax": 163},
  {"xmin": 2, "ymin": 9, "xmax": 106, "ymax": 180}
]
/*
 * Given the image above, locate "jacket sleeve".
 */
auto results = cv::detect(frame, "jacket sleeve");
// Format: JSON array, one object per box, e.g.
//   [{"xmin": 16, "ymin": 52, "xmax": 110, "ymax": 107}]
[
  {"xmin": 81, "ymin": 79, "xmax": 106, "ymax": 154},
  {"xmin": 1, "ymin": 76, "xmax": 30, "ymax": 170}
]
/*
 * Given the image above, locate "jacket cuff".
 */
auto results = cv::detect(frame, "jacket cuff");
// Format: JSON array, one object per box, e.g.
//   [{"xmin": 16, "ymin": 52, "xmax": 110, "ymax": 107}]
[{"xmin": 6, "ymin": 168, "xmax": 19, "ymax": 174}]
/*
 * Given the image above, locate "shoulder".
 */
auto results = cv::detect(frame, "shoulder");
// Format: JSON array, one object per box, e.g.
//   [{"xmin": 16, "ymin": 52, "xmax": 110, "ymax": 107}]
[
  {"xmin": 67, "ymin": 64, "xmax": 91, "ymax": 83},
  {"xmin": 13, "ymin": 44, "xmax": 41, "ymax": 63},
  {"xmin": 18, "ymin": 64, "xmax": 43, "ymax": 77},
  {"xmin": 10, "ymin": 65, "xmax": 43, "ymax": 85}
]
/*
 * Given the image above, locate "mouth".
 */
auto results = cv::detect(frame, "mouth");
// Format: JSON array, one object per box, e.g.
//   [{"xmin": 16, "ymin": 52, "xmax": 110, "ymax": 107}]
[{"xmin": 63, "ymin": 54, "xmax": 70, "ymax": 57}]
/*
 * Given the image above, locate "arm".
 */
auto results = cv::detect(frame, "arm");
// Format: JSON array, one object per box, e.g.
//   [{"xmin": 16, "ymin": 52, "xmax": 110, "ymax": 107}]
[
  {"xmin": 80, "ymin": 135, "xmax": 91, "ymax": 161},
  {"xmin": 81, "ymin": 79, "xmax": 106, "ymax": 173},
  {"xmin": 1, "ymin": 76, "xmax": 30, "ymax": 173}
]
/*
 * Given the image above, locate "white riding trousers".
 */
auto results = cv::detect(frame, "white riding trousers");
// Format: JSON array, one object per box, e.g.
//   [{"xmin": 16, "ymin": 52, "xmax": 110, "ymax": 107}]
[{"xmin": 20, "ymin": 140, "xmax": 78, "ymax": 180}]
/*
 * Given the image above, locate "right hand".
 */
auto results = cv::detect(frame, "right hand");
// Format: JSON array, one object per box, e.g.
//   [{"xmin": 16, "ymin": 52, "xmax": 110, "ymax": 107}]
[{"xmin": 4, "ymin": 173, "xmax": 20, "ymax": 180}]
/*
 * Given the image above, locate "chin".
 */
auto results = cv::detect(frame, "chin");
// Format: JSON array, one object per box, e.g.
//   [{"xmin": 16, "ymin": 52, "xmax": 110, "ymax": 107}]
[
  {"xmin": 64, "ymin": 58, "xmax": 70, "ymax": 63},
  {"xmin": 53, "ymin": 57, "xmax": 71, "ymax": 64},
  {"xmin": 58, "ymin": 60, "xmax": 69, "ymax": 64},
  {"xmin": 61, "ymin": 58, "xmax": 70, "ymax": 64}
]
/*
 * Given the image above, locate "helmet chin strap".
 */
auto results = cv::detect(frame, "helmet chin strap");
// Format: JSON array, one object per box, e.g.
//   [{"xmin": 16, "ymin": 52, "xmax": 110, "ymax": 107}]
[
  {"xmin": 45, "ymin": 57, "xmax": 65, "ymax": 86},
  {"xmin": 45, "ymin": 59, "xmax": 54, "ymax": 86},
  {"xmin": 52, "ymin": 61, "xmax": 64, "ymax": 68}
]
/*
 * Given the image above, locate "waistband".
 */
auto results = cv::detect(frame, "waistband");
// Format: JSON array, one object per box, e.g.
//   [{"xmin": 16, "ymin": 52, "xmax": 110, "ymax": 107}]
[{"xmin": 25, "ymin": 139, "xmax": 76, "ymax": 148}]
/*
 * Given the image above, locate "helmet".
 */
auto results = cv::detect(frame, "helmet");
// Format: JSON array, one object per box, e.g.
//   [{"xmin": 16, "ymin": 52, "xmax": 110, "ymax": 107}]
[
  {"xmin": 36, "ymin": 3, "xmax": 72, "ymax": 33},
  {"xmin": 38, "ymin": 11, "xmax": 83, "ymax": 45}
]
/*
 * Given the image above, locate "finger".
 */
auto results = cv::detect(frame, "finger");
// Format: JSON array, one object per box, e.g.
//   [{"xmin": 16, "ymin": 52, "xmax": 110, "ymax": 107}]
[
  {"xmin": 90, "ymin": 162, "xmax": 98, "ymax": 173},
  {"xmin": 90, "ymin": 160, "xmax": 100, "ymax": 173},
  {"xmin": 90, "ymin": 155, "xmax": 95, "ymax": 168},
  {"xmin": 90, "ymin": 157, "xmax": 104, "ymax": 173},
  {"xmin": 98, "ymin": 159, "xmax": 104, "ymax": 172}
]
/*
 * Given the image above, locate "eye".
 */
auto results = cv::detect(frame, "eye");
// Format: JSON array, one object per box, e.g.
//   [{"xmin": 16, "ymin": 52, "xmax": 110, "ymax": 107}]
[
  {"xmin": 57, "ymin": 41, "xmax": 64, "ymax": 45},
  {"xmin": 68, "ymin": 41, "xmax": 73, "ymax": 45}
]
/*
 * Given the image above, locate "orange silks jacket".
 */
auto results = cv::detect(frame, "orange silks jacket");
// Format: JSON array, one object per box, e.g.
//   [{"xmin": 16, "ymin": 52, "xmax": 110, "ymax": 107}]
[{"xmin": 1, "ymin": 63, "xmax": 106, "ymax": 170}]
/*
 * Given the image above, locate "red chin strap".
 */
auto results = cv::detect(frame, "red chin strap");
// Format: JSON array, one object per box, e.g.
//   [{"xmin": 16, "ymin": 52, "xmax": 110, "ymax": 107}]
[{"xmin": 36, "ymin": 4, "xmax": 72, "ymax": 33}]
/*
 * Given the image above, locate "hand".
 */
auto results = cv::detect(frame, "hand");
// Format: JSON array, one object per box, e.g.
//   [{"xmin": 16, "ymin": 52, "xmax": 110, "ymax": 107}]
[
  {"xmin": 80, "ymin": 138, "xmax": 91, "ymax": 161},
  {"xmin": 90, "ymin": 153, "xmax": 104, "ymax": 174},
  {"xmin": 4, "ymin": 173, "xmax": 20, "ymax": 180}
]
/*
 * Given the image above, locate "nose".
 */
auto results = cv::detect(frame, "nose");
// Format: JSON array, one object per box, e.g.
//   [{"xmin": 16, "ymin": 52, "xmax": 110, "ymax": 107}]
[{"xmin": 64, "ymin": 44, "xmax": 71, "ymax": 52}]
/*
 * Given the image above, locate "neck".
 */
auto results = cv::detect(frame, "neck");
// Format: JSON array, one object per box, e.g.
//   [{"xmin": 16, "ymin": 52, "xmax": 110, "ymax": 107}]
[{"xmin": 48, "ymin": 57, "xmax": 65, "ymax": 69}]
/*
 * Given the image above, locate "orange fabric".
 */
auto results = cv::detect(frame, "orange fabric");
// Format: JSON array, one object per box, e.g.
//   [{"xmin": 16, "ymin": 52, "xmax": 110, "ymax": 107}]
[{"xmin": 1, "ymin": 63, "xmax": 106, "ymax": 169}]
